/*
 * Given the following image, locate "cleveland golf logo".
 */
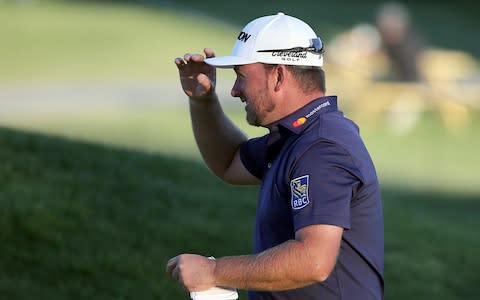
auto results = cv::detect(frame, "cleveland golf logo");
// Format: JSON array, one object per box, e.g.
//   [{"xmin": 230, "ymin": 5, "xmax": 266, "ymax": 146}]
[
  {"xmin": 290, "ymin": 175, "xmax": 310, "ymax": 210},
  {"xmin": 271, "ymin": 50, "xmax": 307, "ymax": 59}
]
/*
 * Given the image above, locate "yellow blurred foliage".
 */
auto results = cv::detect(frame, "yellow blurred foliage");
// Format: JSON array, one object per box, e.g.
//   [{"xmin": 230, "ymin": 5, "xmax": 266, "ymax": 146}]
[{"xmin": 326, "ymin": 30, "xmax": 479, "ymax": 134}]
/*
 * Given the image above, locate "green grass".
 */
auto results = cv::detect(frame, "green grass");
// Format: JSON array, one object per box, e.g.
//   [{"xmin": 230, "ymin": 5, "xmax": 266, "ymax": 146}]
[
  {"xmin": 361, "ymin": 111, "xmax": 480, "ymax": 194},
  {"xmin": 0, "ymin": 127, "xmax": 257, "ymax": 299},
  {"xmin": 1, "ymin": 1, "xmax": 479, "ymax": 299},
  {"xmin": 1, "ymin": 127, "xmax": 479, "ymax": 300},
  {"xmin": 383, "ymin": 188, "xmax": 479, "ymax": 299},
  {"xmin": 0, "ymin": 103, "xmax": 267, "ymax": 159},
  {"xmin": 1, "ymin": 0, "xmax": 478, "ymax": 83},
  {"xmin": 0, "ymin": 0, "xmax": 236, "ymax": 82},
  {"xmin": 157, "ymin": 0, "xmax": 480, "ymax": 58},
  {"xmin": 2, "ymin": 105, "xmax": 479, "ymax": 195}
]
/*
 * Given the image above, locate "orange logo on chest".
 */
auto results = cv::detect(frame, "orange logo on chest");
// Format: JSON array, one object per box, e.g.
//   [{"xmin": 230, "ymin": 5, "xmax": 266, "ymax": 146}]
[{"xmin": 292, "ymin": 117, "xmax": 306, "ymax": 128}]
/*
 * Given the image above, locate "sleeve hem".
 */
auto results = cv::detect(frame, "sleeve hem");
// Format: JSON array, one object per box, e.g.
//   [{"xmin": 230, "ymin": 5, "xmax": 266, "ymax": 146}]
[{"xmin": 293, "ymin": 215, "xmax": 351, "ymax": 232}]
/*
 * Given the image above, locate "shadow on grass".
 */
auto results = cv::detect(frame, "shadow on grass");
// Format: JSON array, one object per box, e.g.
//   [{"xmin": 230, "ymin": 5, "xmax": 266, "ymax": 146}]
[
  {"xmin": 0, "ymin": 127, "xmax": 478, "ymax": 300},
  {"xmin": 381, "ymin": 185, "xmax": 479, "ymax": 299}
]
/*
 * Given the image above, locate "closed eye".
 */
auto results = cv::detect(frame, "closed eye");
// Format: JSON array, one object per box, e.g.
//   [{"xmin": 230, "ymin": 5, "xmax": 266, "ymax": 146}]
[{"xmin": 233, "ymin": 67, "xmax": 245, "ymax": 78}]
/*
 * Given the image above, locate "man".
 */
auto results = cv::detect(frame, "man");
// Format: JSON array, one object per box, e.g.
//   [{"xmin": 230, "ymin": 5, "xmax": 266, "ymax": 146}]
[
  {"xmin": 166, "ymin": 12, "xmax": 384, "ymax": 300},
  {"xmin": 375, "ymin": 2, "xmax": 424, "ymax": 82}
]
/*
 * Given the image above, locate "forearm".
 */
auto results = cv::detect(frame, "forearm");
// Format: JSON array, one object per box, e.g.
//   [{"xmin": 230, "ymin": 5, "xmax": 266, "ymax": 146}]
[
  {"xmin": 189, "ymin": 93, "xmax": 248, "ymax": 178},
  {"xmin": 213, "ymin": 239, "xmax": 327, "ymax": 291},
  {"xmin": 166, "ymin": 225, "xmax": 342, "ymax": 292}
]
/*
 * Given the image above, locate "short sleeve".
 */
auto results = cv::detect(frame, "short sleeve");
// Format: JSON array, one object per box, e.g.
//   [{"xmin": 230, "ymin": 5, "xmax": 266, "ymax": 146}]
[
  {"xmin": 239, "ymin": 135, "xmax": 269, "ymax": 180},
  {"xmin": 289, "ymin": 141, "xmax": 362, "ymax": 231}
]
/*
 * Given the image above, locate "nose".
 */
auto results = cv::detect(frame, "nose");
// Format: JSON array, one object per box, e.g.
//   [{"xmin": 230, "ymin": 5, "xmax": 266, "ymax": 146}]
[
  {"xmin": 231, "ymin": 88, "xmax": 239, "ymax": 98},
  {"xmin": 231, "ymin": 78, "xmax": 241, "ymax": 98}
]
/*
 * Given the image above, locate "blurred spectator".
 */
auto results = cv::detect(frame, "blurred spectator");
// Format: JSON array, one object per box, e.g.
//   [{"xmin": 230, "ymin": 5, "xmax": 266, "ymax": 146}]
[{"xmin": 375, "ymin": 2, "xmax": 425, "ymax": 82}]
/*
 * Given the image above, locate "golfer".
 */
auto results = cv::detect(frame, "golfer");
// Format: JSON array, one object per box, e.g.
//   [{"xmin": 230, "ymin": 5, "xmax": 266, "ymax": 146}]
[{"xmin": 166, "ymin": 12, "xmax": 384, "ymax": 300}]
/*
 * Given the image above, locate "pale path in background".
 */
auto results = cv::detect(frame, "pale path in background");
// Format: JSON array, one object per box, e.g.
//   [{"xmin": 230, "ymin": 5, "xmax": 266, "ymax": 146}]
[{"xmin": 0, "ymin": 81, "xmax": 235, "ymax": 116}]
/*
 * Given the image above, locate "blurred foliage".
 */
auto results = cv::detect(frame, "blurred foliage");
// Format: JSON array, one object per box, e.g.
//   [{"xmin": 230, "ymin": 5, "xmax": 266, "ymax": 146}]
[
  {"xmin": 1, "ymin": 0, "xmax": 479, "ymax": 83},
  {"xmin": 73, "ymin": 0, "xmax": 480, "ymax": 57}
]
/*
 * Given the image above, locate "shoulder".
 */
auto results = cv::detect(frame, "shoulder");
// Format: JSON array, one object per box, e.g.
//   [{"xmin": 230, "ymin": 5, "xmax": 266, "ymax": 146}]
[
  {"xmin": 290, "ymin": 139, "xmax": 357, "ymax": 173},
  {"xmin": 287, "ymin": 116, "xmax": 375, "ymax": 183},
  {"xmin": 292, "ymin": 112, "xmax": 360, "ymax": 160}
]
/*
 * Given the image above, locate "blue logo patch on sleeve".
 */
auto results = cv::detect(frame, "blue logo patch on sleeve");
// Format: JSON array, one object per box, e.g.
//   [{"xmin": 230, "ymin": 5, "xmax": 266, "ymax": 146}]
[{"xmin": 290, "ymin": 175, "xmax": 310, "ymax": 210}]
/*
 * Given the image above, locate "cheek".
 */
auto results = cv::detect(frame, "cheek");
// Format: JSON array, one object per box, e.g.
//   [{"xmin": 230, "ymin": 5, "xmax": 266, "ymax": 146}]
[{"xmin": 236, "ymin": 74, "xmax": 268, "ymax": 98}]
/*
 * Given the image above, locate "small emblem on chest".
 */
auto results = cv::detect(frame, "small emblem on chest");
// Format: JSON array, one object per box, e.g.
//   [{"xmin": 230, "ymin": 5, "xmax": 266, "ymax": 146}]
[{"xmin": 290, "ymin": 175, "xmax": 310, "ymax": 210}]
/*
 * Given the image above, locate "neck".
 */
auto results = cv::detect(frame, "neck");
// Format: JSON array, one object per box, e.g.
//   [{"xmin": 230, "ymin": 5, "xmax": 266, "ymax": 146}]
[
  {"xmin": 279, "ymin": 89, "xmax": 325, "ymax": 117},
  {"xmin": 263, "ymin": 90, "xmax": 325, "ymax": 127}
]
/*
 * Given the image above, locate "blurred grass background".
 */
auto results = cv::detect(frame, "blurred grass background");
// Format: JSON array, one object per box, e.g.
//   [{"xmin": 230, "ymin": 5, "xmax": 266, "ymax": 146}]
[{"xmin": 1, "ymin": 0, "xmax": 479, "ymax": 299}]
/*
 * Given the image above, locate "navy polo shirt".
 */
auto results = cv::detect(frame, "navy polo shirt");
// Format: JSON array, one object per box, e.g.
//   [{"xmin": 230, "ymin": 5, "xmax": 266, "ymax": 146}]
[{"xmin": 240, "ymin": 96, "xmax": 384, "ymax": 300}]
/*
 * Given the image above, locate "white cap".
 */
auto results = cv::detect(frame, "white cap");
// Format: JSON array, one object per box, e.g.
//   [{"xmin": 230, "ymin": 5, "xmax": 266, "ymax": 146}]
[{"xmin": 204, "ymin": 12, "xmax": 324, "ymax": 68}]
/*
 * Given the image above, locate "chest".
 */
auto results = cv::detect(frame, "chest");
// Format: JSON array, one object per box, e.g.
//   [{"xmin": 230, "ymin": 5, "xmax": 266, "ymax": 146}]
[{"xmin": 254, "ymin": 147, "xmax": 296, "ymax": 251}]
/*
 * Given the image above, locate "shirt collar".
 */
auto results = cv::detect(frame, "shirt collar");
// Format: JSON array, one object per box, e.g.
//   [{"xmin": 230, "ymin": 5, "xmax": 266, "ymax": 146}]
[{"xmin": 268, "ymin": 96, "xmax": 338, "ymax": 136}]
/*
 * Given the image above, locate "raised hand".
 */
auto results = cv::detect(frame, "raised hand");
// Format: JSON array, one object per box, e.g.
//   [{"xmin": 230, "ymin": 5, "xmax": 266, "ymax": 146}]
[{"xmin": 174, "ymin": 48, "xmax": 216, "ymax": 100}]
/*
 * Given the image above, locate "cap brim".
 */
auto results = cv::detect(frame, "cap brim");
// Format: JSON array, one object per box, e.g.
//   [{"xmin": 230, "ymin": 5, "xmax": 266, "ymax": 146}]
[{"xmin": 204, "ymin": 56, "xmax": 257, "ymax": 68}]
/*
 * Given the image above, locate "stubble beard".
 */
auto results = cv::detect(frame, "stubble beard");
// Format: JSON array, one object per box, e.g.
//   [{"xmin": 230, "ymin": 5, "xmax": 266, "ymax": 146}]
[
  {"xmin": 245, "ymin": 103, "xmax": 259, "ymax": 126},
  {"xmin": 245, "ymin": 87, "xmax": 275, "ymax": 127}
]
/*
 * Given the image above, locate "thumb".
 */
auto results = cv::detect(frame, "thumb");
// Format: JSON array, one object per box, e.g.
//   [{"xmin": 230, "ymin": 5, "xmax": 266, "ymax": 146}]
[
  {"xmin": 166, "ymin": 256, "xmax": 178, "ymax": 276},
  {"xmin": 195, "ymin": 73, "xmax": 213, "ymax": 95}
]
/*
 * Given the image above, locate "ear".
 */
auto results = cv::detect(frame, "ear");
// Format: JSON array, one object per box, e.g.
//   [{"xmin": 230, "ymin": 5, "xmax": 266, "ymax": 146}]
[{"xmin": 272, "ymin": 65, "xmax": 287, "ymax": 92}]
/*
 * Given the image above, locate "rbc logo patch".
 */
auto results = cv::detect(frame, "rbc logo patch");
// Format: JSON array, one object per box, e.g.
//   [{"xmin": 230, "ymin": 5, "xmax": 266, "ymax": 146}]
[{"xmin": 290, "ymin": 175, "xmax": 310, "ymax": 210}]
